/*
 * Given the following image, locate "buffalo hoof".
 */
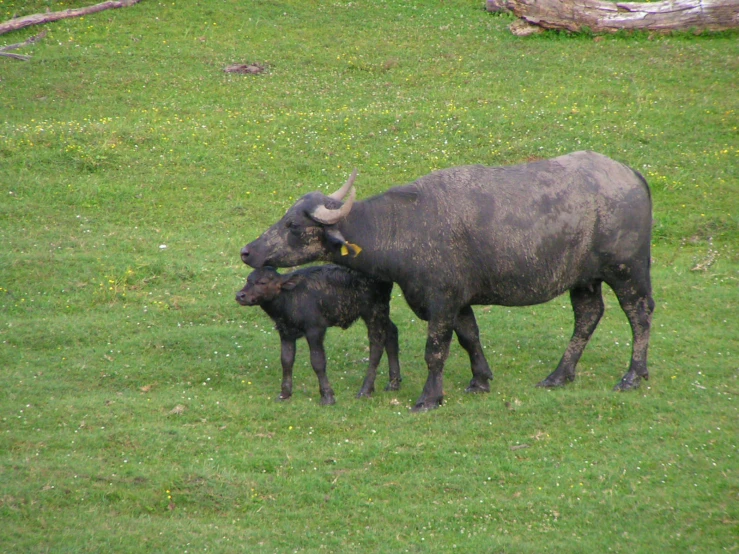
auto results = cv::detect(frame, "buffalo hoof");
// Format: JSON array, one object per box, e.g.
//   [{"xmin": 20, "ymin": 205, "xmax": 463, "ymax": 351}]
[
  {"xmin": 277, "ymin": 393, "xmax": 292, "ymax": 401},
  {"xmin": 411, "ymin": 397, "xmax": 443, "ymax": 413},
  {"xmin": 356, "ymin": 388, "xmax": 374, "ymax": 399},
  {"xmin": 320, "ymin": 394, "xmax": 337, "ymax": 406},
  {"xmin": 536, "ymin": 373, "xmax": 575, "ymax": 388},
  {"xmin": 465, "ymin": 378, "xmax": 490, "ymax": 394},
  {"xmin": 384, "ymin": 379, "xmax": 401, "ymax": 392}
]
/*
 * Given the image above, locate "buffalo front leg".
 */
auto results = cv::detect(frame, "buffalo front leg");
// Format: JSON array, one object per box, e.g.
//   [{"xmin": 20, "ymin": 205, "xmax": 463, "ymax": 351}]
[
  {"xmin": 277, "ymin": 336, "xmax": 296, "ymax": 401},
  {"xmin": 384, "ymin": 320, "xmax": 402, "ymax": 392},
  {"xmin": 305, "ymin": 329, "xmax": 336, "ymax": 405},
  {"xmin": 612, "ymin": 284, "xmax": 654, "ymax": 391},
  {"xmin": 412, "ymin": 315, "xmax": 454, "ymax": 412},
  {"xmin": 538, "ymin": 283, "xmax": 604, "ymax": 388},
  {"xmin": 455, "ymin": 306, "xmax": 493, "ymax": 394}
]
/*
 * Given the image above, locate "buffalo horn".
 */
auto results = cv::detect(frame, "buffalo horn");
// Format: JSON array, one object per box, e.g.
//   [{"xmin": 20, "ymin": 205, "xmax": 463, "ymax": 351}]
[
  {"xmin": 327, "ymin": 169, "xmax": 358, "ymax": 201},
  {"xmin": 311, "ymin": 186, "xmax": 356, "ymax": 225}
]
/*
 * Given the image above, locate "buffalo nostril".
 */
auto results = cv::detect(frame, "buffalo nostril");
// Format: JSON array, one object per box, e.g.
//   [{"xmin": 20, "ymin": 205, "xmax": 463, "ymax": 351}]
[{"xmin": 240, "ymin": 246, "xmax": 251, "ymax": 264}]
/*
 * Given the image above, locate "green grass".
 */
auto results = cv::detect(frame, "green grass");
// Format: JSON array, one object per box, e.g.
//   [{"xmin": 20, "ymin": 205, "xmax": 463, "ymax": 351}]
[{"xmin": 1, "ymin": 1, "xmax": 737, "ymax": 552}]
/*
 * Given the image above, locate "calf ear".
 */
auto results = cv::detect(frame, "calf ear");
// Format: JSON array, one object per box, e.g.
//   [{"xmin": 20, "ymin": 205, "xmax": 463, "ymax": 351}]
[{"xmin": 280, "ymin": 274, "xmax": 302, "ymax": 291}]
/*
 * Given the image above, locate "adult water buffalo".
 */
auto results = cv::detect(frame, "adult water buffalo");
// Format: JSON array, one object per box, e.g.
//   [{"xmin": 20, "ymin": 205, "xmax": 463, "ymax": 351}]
[{"xmin": 241, "ymin": 151, "xmax": 655, "ymax": 411}]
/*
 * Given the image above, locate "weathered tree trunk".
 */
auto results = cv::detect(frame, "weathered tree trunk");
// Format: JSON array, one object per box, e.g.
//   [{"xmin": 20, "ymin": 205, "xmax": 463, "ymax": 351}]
[
  {"xmin": 0, "ymin": 0, "xmax": 141, "ymax": 36},
  {"xmin": 487, "ymin": 0, "xmax": 739, "ymax": 33}
]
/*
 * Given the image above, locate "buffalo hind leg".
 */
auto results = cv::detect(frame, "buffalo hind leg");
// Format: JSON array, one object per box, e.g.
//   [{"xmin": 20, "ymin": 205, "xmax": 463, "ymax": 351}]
[
  {"xmin": 611, "ymin": 283, "xmax": 654, "ymax": 391},
  {"xmin": 538, "ymin": 282, "xmax": 604, "ymax": 388},
  {"xmin": 455, "ymin": 306, "xmax": 493, "ymax": 394},
  {"xmin": 412, "ymin": 315, "xmax": 454, "ymax": 412},
  {"xmin": 305, "ymin": 329, "xmax": 336, "ymax": 405}
]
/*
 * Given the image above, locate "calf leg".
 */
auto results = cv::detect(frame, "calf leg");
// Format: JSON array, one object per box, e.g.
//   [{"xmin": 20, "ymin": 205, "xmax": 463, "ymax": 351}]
[
  {"xmin": 358, "ymin": 311, "xmax": 403, "ymax": 397},
  {"xmin": 356, "ymin": 316, "xmax": 387, "ymax": 399},
  {"xmin": 538, "ymin": 282, "xmax": 604, "ymax": 388},
  {"xmin": 305, "ymin": 328, "xmax": 336, "ymax": 405},
  {"xmin": 384, "ymin": 320, "xmax": 402, "ymax": 392},
  {"xmin": 611, "ymin": 281, "xmax": 654, "ymax": 391},
  {"xmin": 413, "ymin": 313, "xmax": 455, "ymax": 412},
  {"xmin": 455, "ymin": 306, "xmax": 493, "ymax": 394},
  {"xmin": 278, "ymin": 336, "xmax": 296, "ymax": 401}
]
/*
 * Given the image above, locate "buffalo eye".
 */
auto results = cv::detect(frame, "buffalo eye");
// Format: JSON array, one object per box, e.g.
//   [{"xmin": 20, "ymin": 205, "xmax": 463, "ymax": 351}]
[{"xmin": 286, "ymin": 221, "xmax": 302, "ymax": 236}]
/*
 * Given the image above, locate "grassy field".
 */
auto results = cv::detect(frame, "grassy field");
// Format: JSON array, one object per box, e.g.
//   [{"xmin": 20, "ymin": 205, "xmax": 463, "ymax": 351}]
[{"xmin": 1, "ymin": 0, "xmax": 737, "ymax": 552}]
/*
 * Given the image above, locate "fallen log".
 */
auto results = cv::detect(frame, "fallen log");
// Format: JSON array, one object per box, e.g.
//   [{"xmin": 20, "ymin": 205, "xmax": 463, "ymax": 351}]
[
  {"xmin": 0, "ymin": 0, "xmax": 142, "ymax": 36},
  {"xmin": 487, "ymin": 0, "xmax": 739, "ymax": 33}
]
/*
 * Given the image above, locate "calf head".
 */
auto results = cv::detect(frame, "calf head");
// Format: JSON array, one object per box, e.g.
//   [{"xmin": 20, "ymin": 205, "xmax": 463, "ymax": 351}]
[
  {"xmin": 240, "ymin": 170, "xmax": 358, "ymax": 268},
  {"xmin": 235, "ymin": 267, "xmax": 301, "ymax": 306}
]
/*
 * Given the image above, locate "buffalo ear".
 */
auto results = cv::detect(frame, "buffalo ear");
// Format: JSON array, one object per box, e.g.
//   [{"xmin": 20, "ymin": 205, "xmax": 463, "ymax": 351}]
[
  {"xmin": 280, "ymin": 274, "xmax": 301, "ymax": 291},
  {"xmin": 325, "ymin": 227, "xmax": 348, "ymax": 249},
  {"xmin": 325, "ymin": 227, "xmax": 362, "ymax": 257}
]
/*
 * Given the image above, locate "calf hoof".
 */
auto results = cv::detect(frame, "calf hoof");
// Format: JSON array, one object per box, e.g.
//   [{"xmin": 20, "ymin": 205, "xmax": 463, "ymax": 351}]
[
  {"xmin": 411, "ymin": 396, "xmax": 443, "ymax": 413},
  {"xmin": 276, "ymin": 393, "xmax": 292, "ymax": 402},
  {"xmin": 356, "ymin": 388, "xmax": 374, "ymax": 399},
  {"xmin": 384, "ymin": 379, "xmax": 401, "ymax": 392},
  {"xmin": 320, "ymin": 394, "xmax": 336, "ymax": 406},
  {"xmin": 465, "ymin": 377, "xmax": 490, "ymax": 394},
  {"xmin": 536, "ymin": 373, "xmax": 575, "ymax": 388},
  {"xmin": 613, "ymin": 372, "xmax": 642, "ymax": 391}
]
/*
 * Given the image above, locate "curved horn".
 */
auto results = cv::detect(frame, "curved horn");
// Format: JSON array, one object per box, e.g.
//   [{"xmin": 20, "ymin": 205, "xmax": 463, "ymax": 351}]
[
  {"xmin": 310, "ymin": 186, "xmax": 356, "ymax": 225},
  {"xmin": 328, "ymin": 169, "xmax": 358, "ymax": 201}
]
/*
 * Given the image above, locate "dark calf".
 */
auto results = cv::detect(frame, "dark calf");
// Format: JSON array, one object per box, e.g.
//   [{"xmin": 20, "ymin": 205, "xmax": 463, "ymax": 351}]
[{"xmin": 236, "ymin": 265, "xmax": 401, "ymax": 405}]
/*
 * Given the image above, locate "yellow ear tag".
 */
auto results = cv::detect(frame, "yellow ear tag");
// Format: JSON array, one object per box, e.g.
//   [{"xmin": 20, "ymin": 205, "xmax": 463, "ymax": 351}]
[
  {"xmin": 340, "ymin": 242, "xmax": 362, "ymax": 257},
  {"xmin": 346, "ymin": 242, "xmax": 362, "ymax": 257}
]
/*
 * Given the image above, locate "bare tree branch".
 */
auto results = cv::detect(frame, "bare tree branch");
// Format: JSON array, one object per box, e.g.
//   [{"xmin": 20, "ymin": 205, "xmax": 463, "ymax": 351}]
[
  {"xmin": 0, "ymin": 0, "xmax": 142, "ymax": 36},
  {"xmin": 0, "ymin": 51, "xmax": 31, "ymax": 60},
  {"xmin": 0, "ymin": 29, "xmax": 46, "ymax": 60},
  {"xmin": 1, "ymin": 29, "xmax": 47, "ymax": 51},
  {"xmin": 487, "ymin": 0, "xmax": 739, "ymax": 33}
]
